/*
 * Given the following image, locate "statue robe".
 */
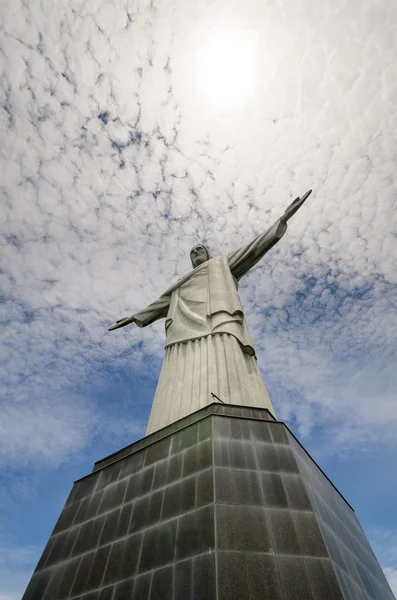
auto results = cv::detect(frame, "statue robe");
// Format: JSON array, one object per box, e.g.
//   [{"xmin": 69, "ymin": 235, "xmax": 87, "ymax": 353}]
[{"xmin": 134, "ymin": 217, "xmax": 287, "ymax": 434}]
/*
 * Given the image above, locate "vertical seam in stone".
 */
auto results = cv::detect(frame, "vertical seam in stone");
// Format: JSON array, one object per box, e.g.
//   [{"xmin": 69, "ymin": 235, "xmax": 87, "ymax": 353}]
[
  {"xmin": 167, "ymin": 344, "xmax": 180, "ymax": 426},
  {"xmin": 208, "ymin": 334, "xmax": 216, "ymax": 401},
  {"xmin": 214, "ymin": 334, "xmax": 226, "ymax": 402},
  {"xmin": 221, "ymin": 334, "xmax": 231, "ymax": 403},
  {"xmin": 176, "ymin": 342, "xmax": 188, "ymax": 423},
  {"xmin": 254, "ymin": 358, "xmax": 274, "ymax": 415},
  {"xmin": 231, "ymin": 334, "xmax": 247, "ymax": 405},
  {"xmin": 190, "ymin": 339, "xmax": 198, "ymax": 416}
]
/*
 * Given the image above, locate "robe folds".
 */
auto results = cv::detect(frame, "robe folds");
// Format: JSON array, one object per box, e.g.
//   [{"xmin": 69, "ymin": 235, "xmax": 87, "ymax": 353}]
[{"xmin": 134, "ymin": 217, "xmax": 288, "ymax": 435}]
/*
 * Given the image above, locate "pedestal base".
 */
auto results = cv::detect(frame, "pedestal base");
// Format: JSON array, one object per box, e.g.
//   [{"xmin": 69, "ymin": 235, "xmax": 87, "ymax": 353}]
[{"xmin": 22, "ymin": 403, "xmax": 395, "ymax": 600}]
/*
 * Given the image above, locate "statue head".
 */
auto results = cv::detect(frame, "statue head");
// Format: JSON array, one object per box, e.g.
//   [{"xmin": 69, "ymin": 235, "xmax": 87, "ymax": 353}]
[{"xmin": 190, "ymin": 244, "xmax": 211, "ymax": 268}]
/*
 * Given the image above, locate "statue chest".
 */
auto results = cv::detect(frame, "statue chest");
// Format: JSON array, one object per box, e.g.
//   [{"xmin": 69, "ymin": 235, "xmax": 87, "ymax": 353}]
[{"xmin": 178, "ymin": 266, "xmax": 208, "ymax": 303}]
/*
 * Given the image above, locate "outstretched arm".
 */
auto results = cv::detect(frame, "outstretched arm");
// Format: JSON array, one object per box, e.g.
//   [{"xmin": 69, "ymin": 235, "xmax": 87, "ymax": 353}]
[
  {"xmin": 108, "ymin": 257, "xmax": 204, "ymax": 332},
  {"xmin": 108, "ymin": 294, "xmax": 171, "ymax": 331},
  {"xmin": 108, "ymin": 316, "xmax": 136, "ymax": 331},
  {"xmin": 228, "ymin": 190, "xmax": 312, "ymax": 280}
]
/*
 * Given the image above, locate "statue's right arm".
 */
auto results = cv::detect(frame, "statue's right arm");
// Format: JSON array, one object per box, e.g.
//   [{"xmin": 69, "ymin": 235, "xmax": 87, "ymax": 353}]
[
  {"xmin": 108, "ymin": 295, "xmax": 171, "ymax": 332},
  {"xmin": 108, "ymin": 316, "xmax": 136, "ymax": 331}
]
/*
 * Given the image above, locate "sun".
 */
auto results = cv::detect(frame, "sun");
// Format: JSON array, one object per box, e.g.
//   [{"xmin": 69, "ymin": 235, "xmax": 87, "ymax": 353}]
[{"xmin": 194, "ymin": 28, "xmax": 259, "ymax": 109}]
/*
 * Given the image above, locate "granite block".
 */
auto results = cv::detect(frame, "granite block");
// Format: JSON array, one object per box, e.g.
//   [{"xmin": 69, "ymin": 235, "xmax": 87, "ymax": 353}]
[
  {"xmin": 217, "ymin": 504, "xmax": 271, "ymax": 553},
  {"xmin": 193, "ymin": 553, "xmax": 216, "ymax": 600},
  {"xmin": 277, "ymin": 555, "xmax": 315, "ymax": 600},
  {"xmin": 176, "ymin": 505, "xmax": 214, "ymax": 560}
]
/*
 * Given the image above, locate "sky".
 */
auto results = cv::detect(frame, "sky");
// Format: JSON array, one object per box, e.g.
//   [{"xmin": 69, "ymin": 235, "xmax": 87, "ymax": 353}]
[{"xmin": 0, "ymin": 0, "xmax": 397, "ymax": 597}]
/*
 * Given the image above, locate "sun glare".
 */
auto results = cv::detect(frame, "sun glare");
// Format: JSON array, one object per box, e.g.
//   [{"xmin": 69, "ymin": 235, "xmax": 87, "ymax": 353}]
[{"xmin": 195, "ymin": 28, "xmax": 259, "ymax": 109}]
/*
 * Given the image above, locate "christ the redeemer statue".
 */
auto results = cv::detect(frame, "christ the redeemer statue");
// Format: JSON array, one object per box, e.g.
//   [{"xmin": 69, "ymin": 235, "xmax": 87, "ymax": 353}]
[{"xmin": 109, "ymin": 191, "xmax": 311, "ymax": 434}]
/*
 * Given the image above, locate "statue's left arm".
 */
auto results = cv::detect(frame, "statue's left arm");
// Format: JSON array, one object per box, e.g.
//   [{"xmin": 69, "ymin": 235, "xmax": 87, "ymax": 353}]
[{"xmin": 228, "ymin": 190, "xmax": 312, "ymax": 280}]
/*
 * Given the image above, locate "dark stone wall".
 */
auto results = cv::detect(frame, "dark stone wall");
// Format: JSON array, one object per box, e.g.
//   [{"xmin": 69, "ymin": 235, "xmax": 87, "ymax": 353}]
[
  {"xmin": 288, "ymin": 434, "xmax": 395, "ymax": 600},
  {"xmin": 211, "ymin": 415, "xmax": 343, "ymax": 600},
  {"xmin": 23, "ymin": 417, "xmax": 215, "ymax": 600},
  {"xmin": 22, "ymin": 404, "xmax": 395, "ymax": 600}
]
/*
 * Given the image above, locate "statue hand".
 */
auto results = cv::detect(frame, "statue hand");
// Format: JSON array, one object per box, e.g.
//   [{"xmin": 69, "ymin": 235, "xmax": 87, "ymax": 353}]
[
  {"xmin": 281, "ymin": 189, "xmax": 312, "ymax": 223},
  {"xmin": 108, "ymin": 316, "xmax": 136, "ymax": 331}
]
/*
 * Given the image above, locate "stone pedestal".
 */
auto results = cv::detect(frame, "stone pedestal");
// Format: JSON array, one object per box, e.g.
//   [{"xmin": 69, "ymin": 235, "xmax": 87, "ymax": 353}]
[{"xmin": 22, "ymin": 403, "xmax": 395, "ymax": 600}]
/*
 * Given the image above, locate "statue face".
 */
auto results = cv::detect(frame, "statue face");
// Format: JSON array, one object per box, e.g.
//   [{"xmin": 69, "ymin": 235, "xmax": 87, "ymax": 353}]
[{"xmin": 190, "ymin": 245, "xmax": 209, "ymax": 267}]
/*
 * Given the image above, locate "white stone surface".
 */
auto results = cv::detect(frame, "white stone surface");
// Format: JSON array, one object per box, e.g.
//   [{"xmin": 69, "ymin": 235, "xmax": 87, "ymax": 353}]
[
  {"xmin": 120, "ymin": 214, "xmax": 290, "ymax": 431},
  {"xmin": 146, "ymin": 333, "xmax": 274, "ymax": 434}
]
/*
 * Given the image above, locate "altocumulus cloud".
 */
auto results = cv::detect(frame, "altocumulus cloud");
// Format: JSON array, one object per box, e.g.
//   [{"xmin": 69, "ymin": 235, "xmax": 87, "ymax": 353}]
[{"xmin": 1, "ymin": 0, "xmax": 397, "ymax": 595}]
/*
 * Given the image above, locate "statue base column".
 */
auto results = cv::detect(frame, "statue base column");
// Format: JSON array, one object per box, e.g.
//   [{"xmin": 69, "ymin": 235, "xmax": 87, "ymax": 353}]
[{"xmin": 22, "ymin": 403, "xmax": 395, "ymax": 600}]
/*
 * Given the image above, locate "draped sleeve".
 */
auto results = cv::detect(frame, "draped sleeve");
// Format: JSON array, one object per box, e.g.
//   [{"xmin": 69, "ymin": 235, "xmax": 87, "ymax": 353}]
[
  {"xmin": 131, "ymin": 264, "xmax": 206, "ymax": 328},
  {"xmin": 132, "ymin": 295, "xmax": 171, "ymax": 327},
  {"xmin": 227, "ymin": 218, "xmax": 287, "ymax": 281}
]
